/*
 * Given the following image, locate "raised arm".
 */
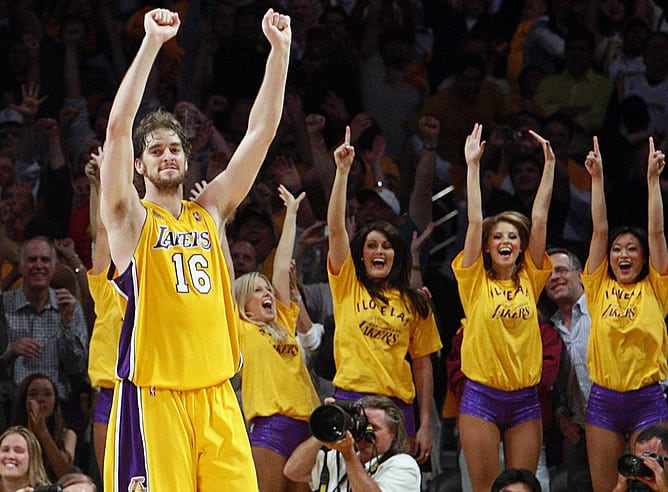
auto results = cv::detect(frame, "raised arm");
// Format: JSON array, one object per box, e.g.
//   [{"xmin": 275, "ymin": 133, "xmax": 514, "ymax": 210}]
[
  {"xmin": 327, "ymin": 127, "xmax": 355, "ymax": 274},
  {"xmin": 647, "ymin": 137, "xmax": 668, "ymax": 274},
  {"xmin": 462, "ymin": 123, "xmax": 485, "ymax": 268},
  {"xmin": 527, "ymin": 130, "xmax": 556, "ymax": 268},
  {"xmin": 585, "ymin": 136, "xmax": 607, "ymax": 274},
  {"xmin": 409, "ymin": 116, "xmax": 439, "ymax": 232},
  {"xmin": 273, "ymin": 185, "xmax": 305, "ymax": 305},
  {"xmin": 100, "ymin": 9, "xmax": 179, "ymax": 271},
  {"xmin": 196, "ymin": 9, "xmax": 291, "ymax": 226}
]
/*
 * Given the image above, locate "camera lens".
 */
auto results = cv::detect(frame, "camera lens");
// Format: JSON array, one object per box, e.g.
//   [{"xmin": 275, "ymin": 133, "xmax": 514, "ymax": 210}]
[
  {"xmin": 618, "ymin": 453, "xmax": 654, "ymax": 478},
  {"xmin": 309, "ymin": 404, "xmax": 352, "ymax": 443}
]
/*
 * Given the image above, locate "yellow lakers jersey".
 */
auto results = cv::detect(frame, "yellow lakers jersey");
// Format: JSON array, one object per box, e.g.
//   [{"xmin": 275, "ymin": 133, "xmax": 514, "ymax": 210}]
[{"xmin": 113, "ymin": 200, "xmax": 240, "ymax": 389}]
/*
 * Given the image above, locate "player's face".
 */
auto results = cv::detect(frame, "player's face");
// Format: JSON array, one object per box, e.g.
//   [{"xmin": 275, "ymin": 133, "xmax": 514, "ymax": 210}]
[
  {"xmin": 609, "ymin": 233, "xmax": 644, "ymax": 284},
  {"xmin": 244, "ymin": 277, "xmax": 276, "ymax": 323},
  {"xmin": 546, "ymin": 253, "xmax": 583, "ymax": 306},
  {"xmin": 27, "ymin": 377, "xmax": 56, "ymax": 418},
  {"xmin": 362, "ymin": 230, "xmax": 395, "ymax": 280},
  {"xmin": 137, "ymin": 128, "xmax": 187, "ymax": 192},
  {"xmin": 0, "ymin": 433, "xmax": 30, "ymax": 480},
  {"xmin": 486, "ymin": 221, "xmax": 522, "ymax": 272},
  {"xmin": 357, "ymin": 408, "xmax": 394, "ymax": 462}
]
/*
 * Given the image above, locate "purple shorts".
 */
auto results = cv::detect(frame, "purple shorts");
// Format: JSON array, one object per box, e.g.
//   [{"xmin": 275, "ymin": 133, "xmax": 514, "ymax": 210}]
[
  {"xmin": 93, "ymin": 387, "xmax": 114, "ymax": 425},
  {"xmin": 585, "ymin": 383, "xmax": 668, "ymax": 435},
  {"xmin": 459, "ymin": 379, "xmax": 541, "ymax": 431},
  {"xmin": 334, "ymin": 389, "xmax": 417, "ymax": 437},
  {"xmin": 249, "ymin": 415, "xmax": 311, "ymax": 459}
]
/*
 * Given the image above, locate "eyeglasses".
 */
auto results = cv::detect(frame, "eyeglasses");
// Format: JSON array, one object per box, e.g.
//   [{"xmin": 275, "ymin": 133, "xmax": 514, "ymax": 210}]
[{"xmin": 552, "ymin": 266, "xmax": 574, "ymax": 275}]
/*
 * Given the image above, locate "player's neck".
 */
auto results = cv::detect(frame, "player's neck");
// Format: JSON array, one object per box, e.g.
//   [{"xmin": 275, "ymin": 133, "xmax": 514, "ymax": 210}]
[{"xmin": 145, "ymin": 188, "xmax": 184, "ymax": 218}]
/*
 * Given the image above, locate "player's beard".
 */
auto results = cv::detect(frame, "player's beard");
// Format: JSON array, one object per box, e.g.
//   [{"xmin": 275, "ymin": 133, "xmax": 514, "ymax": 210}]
[{"xmin": 147, "ymin": 168, "xmax": 186, "ymax": 193}]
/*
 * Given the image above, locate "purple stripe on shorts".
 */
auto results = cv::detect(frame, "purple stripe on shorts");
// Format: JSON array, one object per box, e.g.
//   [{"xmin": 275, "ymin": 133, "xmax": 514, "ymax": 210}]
[
  {"xmin": 249, "ymin": 414, "xmax": 311, "ymax": 458},
  {"xmin": 115, "ymin": 380, "xmax": 149, "ymax": 489},
  {"xmin": 586, "ymin": 383, "xmax": 668, "ymax": 435},
  {"xmin": 93, "ymin": 387, "xmax": 114, "ymax": 425},
  {"xmin": 459, "ymin": 379, "xmax": 541, "ymax": 431},
  {"xmin": 334, "ymin": 389, "xmax": 417, "ymax": 437}
]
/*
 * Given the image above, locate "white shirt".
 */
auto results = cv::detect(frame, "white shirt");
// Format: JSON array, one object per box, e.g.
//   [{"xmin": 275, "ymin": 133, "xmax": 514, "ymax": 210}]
[{"xmin": 309, "ymin": 449, "xmax": 421, "ymax": 492}]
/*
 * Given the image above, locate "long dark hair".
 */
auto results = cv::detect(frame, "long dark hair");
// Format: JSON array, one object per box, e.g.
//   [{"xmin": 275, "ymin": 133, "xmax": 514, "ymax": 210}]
[
  {"xmin": 350, "ymin": 221, "xmax": 430, "ymax": 318},
  {"xmin": 11, "ymin": 373, "xmax": 66, "ymax": 451},
  {"xmin": 607, "ymin": 226, "xmax": 649, "ymax": 282}
]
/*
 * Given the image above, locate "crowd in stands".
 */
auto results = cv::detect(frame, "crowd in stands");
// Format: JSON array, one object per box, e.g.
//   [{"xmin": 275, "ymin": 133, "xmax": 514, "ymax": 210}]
[{"xmin": 0, "ymin": 0, "xmax": 666, "ymax": 490}]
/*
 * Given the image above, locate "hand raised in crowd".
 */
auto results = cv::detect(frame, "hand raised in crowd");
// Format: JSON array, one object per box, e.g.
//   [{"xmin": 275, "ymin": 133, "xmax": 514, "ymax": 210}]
[
  {"xmin": 305, "ymin": 113, "xmax": 326, "ymax": 140},
  {"xmin": 189, "ymin": 180, "xmax": 208, "ymax": 202},
  {"xmin": 55, "ymin": 288, "xmax": 76, "ymax": 325},
  {"xmin": 278, "ymin": 183, "xmax": 305, "ymax": 216},
  {"xmin": 297, "ymin": 220, "xmax": 328, "ymax": 250},
  {"xmin": 410, "ymin": 222, "xmax": 434, "ymax": 265},
  {"xmin": 10, "ymin": 83, "xmax": 48, "ymax": 124},
  {"xmin": 261, "ymin": 8, "xmax": 292, "ymax": 48},
  {"xmin": 34, "ymin": 118, "xmax": 60, "ymax": 141},
  {"xmin": 349, "ymin": 113, "xmax": 372, "ymax": 145},
  {"xmin": 333, "ymin": 126, "xmax": 355, "ymax": 172},
  {"xmin": 54, "ymin": 237, "xmax": 77, "ymax": 261},
  {"xmin": 417, "ymin": 115, "xmax": 440, "ymax": 149},
  {"xmin": 528, "ymin": 129, "xmax": 555, "ymax": 164},
  {"xmin": 584, "ymin": 136, "xmax": 603, "ymax": 177},
  {"xmin": 85, "ymin": 146, "xmax": 103, "ymax": 186},
  {"xmin": 321, "ymin": 90, "xmax": 349, "ymax": 125},
  {"xmin": 464, "ymin": 123, "xmax": 485, "ymax": 165},
  {"xmin": 648, "ymin": 136, "xmax": 666, "ymax": 179}
]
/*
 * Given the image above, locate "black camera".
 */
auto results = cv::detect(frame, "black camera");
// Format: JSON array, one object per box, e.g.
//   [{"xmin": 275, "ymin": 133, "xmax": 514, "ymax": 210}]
[
  {"xmin": 618, "ymin": 452, "xmax": 665, "ymax": 478},
  {"xmin": 309, "ymin": 400, "xmax": 375, "ymax": 443},
  {"xmin": 33, "ymin": 486, "xmax": 63, "ymax": 492}
]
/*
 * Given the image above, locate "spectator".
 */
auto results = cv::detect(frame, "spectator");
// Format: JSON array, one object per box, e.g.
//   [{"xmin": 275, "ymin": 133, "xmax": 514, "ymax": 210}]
[
  {"xmin": 582, "ymin": 136, "xmax": 668, "ymax": 492},
  {"xmin": 452, "ymin": 123, "xmax": 554, "ymax": 492},
  {"xmin": 612, "ymin": 424, "xmax": 668, "ymax": 491},
  {"xmin": 326, "ymin": 128, "xmax": 442, "ymax": 465},
  {"xmin": 57, "ymin": 472, "xmax": 97, "ymax": 492},
  {"xmin": 544, "ymin": 247, "xmax": 593, "ymax": 490},
  {"xmin": 491, "ymin": 468, "xmax": 542, "ymax": 492},
  {"xmin": 234, "ymin": 185, "xmax": 319, "ymax": 492},
  {"xmin": 620, "ymin": 31, "xmax": 668, "ymax": 137},
  {"xmin": 83, "ymin": 147, "xmax": 120, "ymax": 478},
  {"xmin": 10, "ymin": 373, "xmax": 76, "ymax": 481},
  {"xmin": 0, "ymin": 425, "xmax": 50, "ymax": 490},
  {"xmin": 534, "ymin": 28, "xmax": 613, "ymax": 158},
  {"xmin": 230, "ymin": 240, "xmax": 259, "ymax": 277},
  {"xmin": 284, "ymin": 395, "xmax": 421, "ymax": 491},
  {"xmin": 421, "ymin": 52, "xmax": 510, "ymax": 171},
  {"xmin": 0, "ymin": 236, "xmax": 88, "ymax": 412},
  {"xmin": 446, "ymin": 319, "xmax": 563, "ymax": 492}
]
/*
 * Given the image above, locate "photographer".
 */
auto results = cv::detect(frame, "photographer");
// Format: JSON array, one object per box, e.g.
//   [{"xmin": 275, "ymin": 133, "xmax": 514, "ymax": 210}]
[
  {"xmin": 613, "ymin": 425, "xmax": 668, "ymax": 491},
  {"xmin": 283, "ymin": 395, "xmax": 421, "ymax": 491}
]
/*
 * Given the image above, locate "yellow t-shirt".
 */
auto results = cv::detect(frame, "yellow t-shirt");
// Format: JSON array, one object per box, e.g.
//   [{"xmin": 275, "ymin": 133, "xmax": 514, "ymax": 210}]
[
  {"xmin": 87, "ymin": 269, "xmax": 123, "ymax": 388},
  {"xmin": 239, "ymin": 300, "xmax": 320, "ymax": 422},
  {"xmin": 113, "ymin": 200, "xmax": 240, "ymax": 389},
  {"xmin": 583, "ymin": 259, "xmax": 668, "ymax": 391},
  {"xmin": 452, "ymin": 252, "xmax": 551, "ymax": 390},
  {"xmin": 328, "ymin": 253, "xmax": 442, "ymax": 404}
]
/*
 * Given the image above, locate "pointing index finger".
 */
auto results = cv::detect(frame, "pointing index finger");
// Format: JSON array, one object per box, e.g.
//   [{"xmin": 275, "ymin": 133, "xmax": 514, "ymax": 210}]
[
  {"xmin": 649, "ymin": 136, "xmax": 655, "ymax": 155},
  {"xmin": 593, "ymin": 136, "xmax": 600, "ymax": 156},
  {"xmin": 344, "ymin": 126, "xmax": 351, "ymax": 146}
]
